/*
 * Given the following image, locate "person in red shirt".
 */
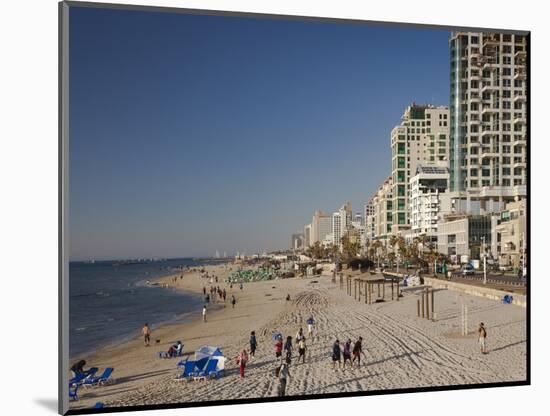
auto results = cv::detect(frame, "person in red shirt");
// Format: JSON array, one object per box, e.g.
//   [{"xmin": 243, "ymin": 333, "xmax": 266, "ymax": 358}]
[{"xmin": 275, "ymin": 338, "xmax": 283, "ymax": 362}]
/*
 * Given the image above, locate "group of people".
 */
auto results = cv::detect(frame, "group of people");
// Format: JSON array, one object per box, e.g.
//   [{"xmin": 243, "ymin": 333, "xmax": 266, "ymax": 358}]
[
  {"xmin": 331, "ymin": 337, "xmax": 365, "ymax": 369},
  {"xmin": 203, "ymin": 285, "xmax": 227, "ymax": 304}
]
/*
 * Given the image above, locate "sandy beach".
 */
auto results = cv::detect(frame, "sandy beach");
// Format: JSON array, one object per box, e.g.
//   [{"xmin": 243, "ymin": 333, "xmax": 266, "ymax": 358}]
[{"xmin": 70, "ymin": 263, "xmax": 527, "ymax": 410}]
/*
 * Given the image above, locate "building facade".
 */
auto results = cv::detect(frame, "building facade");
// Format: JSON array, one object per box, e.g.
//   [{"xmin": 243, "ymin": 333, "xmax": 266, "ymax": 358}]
[
  {"xmin": 390, "ymin": 104, "xmax": 450, "ymax": 235},
  {"xmin": 371, "ymin": 176, "xmax": 393, "ymax": 240},
  {"xmin": 495, "ymin": 200, "xmax": 527, "ymax": 268},
  {"xmin": 449, "ymin": 32, "xmax": 527, "ymax": 214},
  {"xmin": 437, "ymin": 215, "xmax": 493, "ymax": 261},
  {"xmin": 291, "ymin": 233, "xmax": 305, "ymax": 250},
  {"xmin": 311, "ymin": 210, "xmax": 331, "ymax": 245},
  {"xmin": 303, "ymin": 223, "xmax": 312, "ymax": 248},
  {"xmin": 409, "ymin": 166, "xmax": 451, "ymax": 244}
]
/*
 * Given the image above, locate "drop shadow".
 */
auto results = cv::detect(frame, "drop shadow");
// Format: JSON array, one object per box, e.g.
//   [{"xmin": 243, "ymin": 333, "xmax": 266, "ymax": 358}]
[{"xmin": 33, "ymin": 398, "xmax": 58, "ymax": 413}]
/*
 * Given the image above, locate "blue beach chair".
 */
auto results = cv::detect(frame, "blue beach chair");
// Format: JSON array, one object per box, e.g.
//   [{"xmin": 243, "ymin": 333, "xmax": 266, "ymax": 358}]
[
  {"xmin": 82, "ymin": 368, "xmax": 115, "ymax": 387},
  {"xmin": 69, "ymin": 367, "xmax": 98, "ymax": 385},
  {"xmin": 69, "ymin": 384, "xmax": 79, "ymax": 401}
]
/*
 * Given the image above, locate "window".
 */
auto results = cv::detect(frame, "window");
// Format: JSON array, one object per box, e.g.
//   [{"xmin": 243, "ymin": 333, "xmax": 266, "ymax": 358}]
[{"xmin": 398, "ymin": 213, "xmax": 406, "ymax": 225}]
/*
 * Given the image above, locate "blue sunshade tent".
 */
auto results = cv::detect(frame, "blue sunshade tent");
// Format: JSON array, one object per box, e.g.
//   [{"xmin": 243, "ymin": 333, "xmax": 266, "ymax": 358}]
[
  {"xmin": 195, "ymin": 345, "xmax": 226, "ymax": 371},
  {"xmin": 271, "ymin": 332, "xmax": 282, "ymax": 341}
]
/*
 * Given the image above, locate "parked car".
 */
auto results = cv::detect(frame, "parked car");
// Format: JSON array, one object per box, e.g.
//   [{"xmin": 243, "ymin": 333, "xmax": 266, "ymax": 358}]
[
  {"xmin": 499, "ymin": 265, "xmax": 513, "ymax": 272},
  {"xmin": 462, "ymin": 264, "xmax": 475, "ymax": 275}
]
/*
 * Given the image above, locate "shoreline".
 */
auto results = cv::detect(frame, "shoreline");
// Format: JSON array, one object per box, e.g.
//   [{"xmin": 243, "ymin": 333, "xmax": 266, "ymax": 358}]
[
  {"xmin": 70, "ymin": 263, "xmax": 527, "ymax": 410},
  {"xmin": 69, "ymin": 260, "xmax": 231, "ymax": 360}
]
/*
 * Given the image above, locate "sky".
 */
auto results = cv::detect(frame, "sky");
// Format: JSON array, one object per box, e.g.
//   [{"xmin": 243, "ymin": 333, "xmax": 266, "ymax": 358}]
[{"xmin": 69, "ymin": 6, "xmax": 450, "ymax": 261}]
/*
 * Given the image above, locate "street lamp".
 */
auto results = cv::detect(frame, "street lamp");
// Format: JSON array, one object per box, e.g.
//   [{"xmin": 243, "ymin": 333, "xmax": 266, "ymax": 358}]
[{"xmin": 481, "ymin": 236, "xmax": 487, "ymax": 285}]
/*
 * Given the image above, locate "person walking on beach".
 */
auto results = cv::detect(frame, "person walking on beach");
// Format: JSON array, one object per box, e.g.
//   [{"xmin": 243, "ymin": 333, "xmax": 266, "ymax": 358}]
[
  {"xmin": 352, "ymin": 336, "xmax": 364, "ymax": 367},
  {"xmin": 237, "ymin": 349, "xmax": 249, "ymax": 378},
  {"xmin": 332, "ymin": 339, "xmax": 341, "ymax": 369},
  {"xmin": 298, "ymin": 337, "xmax": 307, "ymax": 363},
  {"xmin": 202, "ymin": 305, "xmax": 207, "ymax": 322},
  {"xmin": 478, "ymin": 322, "xmax": 488, "ymax": 354},
  {"xmin": 275, "ymin": 337, "xmax": 283, "ymax": 362},
  {"xmin": 284, "ymin": 336, "xmax": 293, "ymax": 364},
  {"xmin": 142, "ymin": 323, "xmax": 151, "ymax": 347},
  {"xmin": 343, "ymin": 339, "xmax": 352, "ymax": 368},
  {"xmin": 231, "ymin": 295, "xmax": 236, "ymax": 308},
  {"xmin": 295, "ymin": 328, "xmax": 305, "ymax": 343},
  {"xmin": 240, "ymin": 282, "xmax": 243, "ymax": 291},
  {"xmin": 306, "ymin": 316, "xmax": 315, "ymax": 340},
  {"xmin": 223, "ymin": 289, "xmax": 227, "ymax": 302},
  {"xmin": 277, "ymin": 362, "xmax": 291, "ymax": 397},
  {"xmin": 249, "ymin": 331, "xmax": 257, "ymax": 358}
]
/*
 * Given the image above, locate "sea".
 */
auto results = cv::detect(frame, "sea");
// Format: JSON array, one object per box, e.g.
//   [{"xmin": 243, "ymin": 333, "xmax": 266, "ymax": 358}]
[{"xmin": 69, "ymin": 258, "xmax": 209, "ymax": 359}]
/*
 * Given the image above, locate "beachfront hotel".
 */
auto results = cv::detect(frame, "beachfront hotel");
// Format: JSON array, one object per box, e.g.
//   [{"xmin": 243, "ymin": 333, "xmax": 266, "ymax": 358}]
[
  {"xmin": 448, "ymin": 32, "xmax": 527, "ymax": 215},
  {"xmin": 390, "ymin": 104, "xmax": 450, "ymax": 236}
]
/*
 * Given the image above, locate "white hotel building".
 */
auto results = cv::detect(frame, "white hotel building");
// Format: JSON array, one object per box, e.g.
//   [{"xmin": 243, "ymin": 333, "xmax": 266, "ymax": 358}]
[{"xmin": 409, "ymin": 165, "xmax": 451, "ymax": 245}]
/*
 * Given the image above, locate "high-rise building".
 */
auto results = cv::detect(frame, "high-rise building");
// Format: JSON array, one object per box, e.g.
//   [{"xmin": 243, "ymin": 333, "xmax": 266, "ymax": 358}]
[
  {"xmin": 332, "ymin": 202, "xmax": 352, "ymax": 246},
  {"xmin": 370, "ymin": 176, "xmax": 393, "ymax": 240},
  {"xmin": 311, "ymin": 210, "xmax": 331, "ymax": 245},
  {"xmin": 291, "ymin": 233, "xmax": 304, "ymax": 250},
  {"xmin": 331, "ymin": 212, "xmax": 342, "ymax": 246},
  {"xmin": 449, "ymin": 32, "xmax": 527, "ymax": 214},
  {"xmin": 390, "ymin": 104, "xmax": 450, "ymax": 235},
  {"xmin": 304, "ymin": 223, "xmax": 312, "ymax": 248}
]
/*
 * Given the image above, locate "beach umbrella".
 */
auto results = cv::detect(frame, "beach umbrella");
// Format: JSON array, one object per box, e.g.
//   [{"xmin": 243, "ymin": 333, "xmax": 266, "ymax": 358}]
[{"xmin": 271, "ymin": 332, "xmax": 282, "ymax": 341}]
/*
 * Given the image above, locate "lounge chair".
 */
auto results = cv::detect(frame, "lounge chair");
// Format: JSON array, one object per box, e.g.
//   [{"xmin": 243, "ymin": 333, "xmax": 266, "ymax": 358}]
[
  {"xmin": 93, "ymin": 402, "xmax": 104, "ymax": 409},
  {"xmin": 69, "ymin": 384, "xmax": 79, "ymax": 401},
  {"xmin": 69, "ymin": 367, "xmax": 98, "ymax": 385},
  {"xmin": 82, "ymin": 368, "xmax": 115, "ymax": 387}
]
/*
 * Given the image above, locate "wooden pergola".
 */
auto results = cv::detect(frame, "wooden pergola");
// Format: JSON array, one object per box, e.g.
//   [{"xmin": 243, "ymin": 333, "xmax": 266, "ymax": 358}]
[{"xmin": 351, "ymin": 273, "xmax": 401, "ymax": 304}]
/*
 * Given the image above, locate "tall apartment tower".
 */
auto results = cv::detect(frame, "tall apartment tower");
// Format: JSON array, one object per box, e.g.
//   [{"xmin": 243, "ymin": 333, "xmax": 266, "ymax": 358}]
[
  {"xmin": 364, "ymin": 200, "xmax": 376, "ymax": 242},
  {"xmin": 304, "ymin": 223, "xmax": 312, "ymax": 248},
  {"xmin": 390, "ymin": 104, "xmax": 450, "ymax": 235},
  {"xmin": 449, "ymin": 32, "xmax": 527, "ymax": 214},
  {"xmin": 332, "ymin": 202, "xmax": 352, "ymax": 247},
  {"xmin": 371, "ymin": 176, "xmax": 393, "ymax": 240},
  {"xmin": 311, "ymin": 210, "xmax": 331, "ymax": 245}
]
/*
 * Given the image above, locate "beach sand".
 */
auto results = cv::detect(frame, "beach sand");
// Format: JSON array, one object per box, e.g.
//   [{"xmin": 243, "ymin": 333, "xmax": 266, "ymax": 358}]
[{"xmin": 70, "ymin": 264, "xmax": 527, "ymax": 409}]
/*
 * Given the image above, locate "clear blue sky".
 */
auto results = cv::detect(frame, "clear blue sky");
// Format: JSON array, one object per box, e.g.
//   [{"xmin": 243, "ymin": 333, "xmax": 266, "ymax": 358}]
[{"xmin": 69, "ymin": 6, "xmax": 450, "ymax": 261}]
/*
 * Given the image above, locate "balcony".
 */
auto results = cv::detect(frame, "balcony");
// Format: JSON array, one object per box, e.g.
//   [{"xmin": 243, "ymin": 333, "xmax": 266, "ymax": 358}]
[
  {"xmin": 480, "ymin": 151, "xmax": 498, "ymax": 159},
  {"xmin": 481, "ymin": 105, "xmax": 498, "ymax": 115},
  {"xmin": 513, "ymin": 93, "xmax": 526, "ymax": 102},
  {"xmin": 483, "ymin": 35, "xmax": 499, "ymax": 46},
  {"xmin": 481, "ymin": 84, "xmax": 498, "ymax": 94},
  {"xmin": 479, "ymin": 184, "xmax": 526, "ymax": 198},
  {"xmin": 469, "ymin": 93, "xmax": 481, "ymax": 102},
  {"xmin": 513, "ymin": 160, "xmax": 526, "ymax": 169},
  {"xmin": 513, "ymin": 116, "xmax": 526, "ymax": 125},
  {"xmin": 514, "ymin": 70, "xmax": 526, "ymax": 80},
  {"xmin": 514, "ymin": 49, "xmax": 526, "ymax": 59},
  {"xmin": 513, "ymin": 138, "xmax": 526, "ymax": 147}
]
